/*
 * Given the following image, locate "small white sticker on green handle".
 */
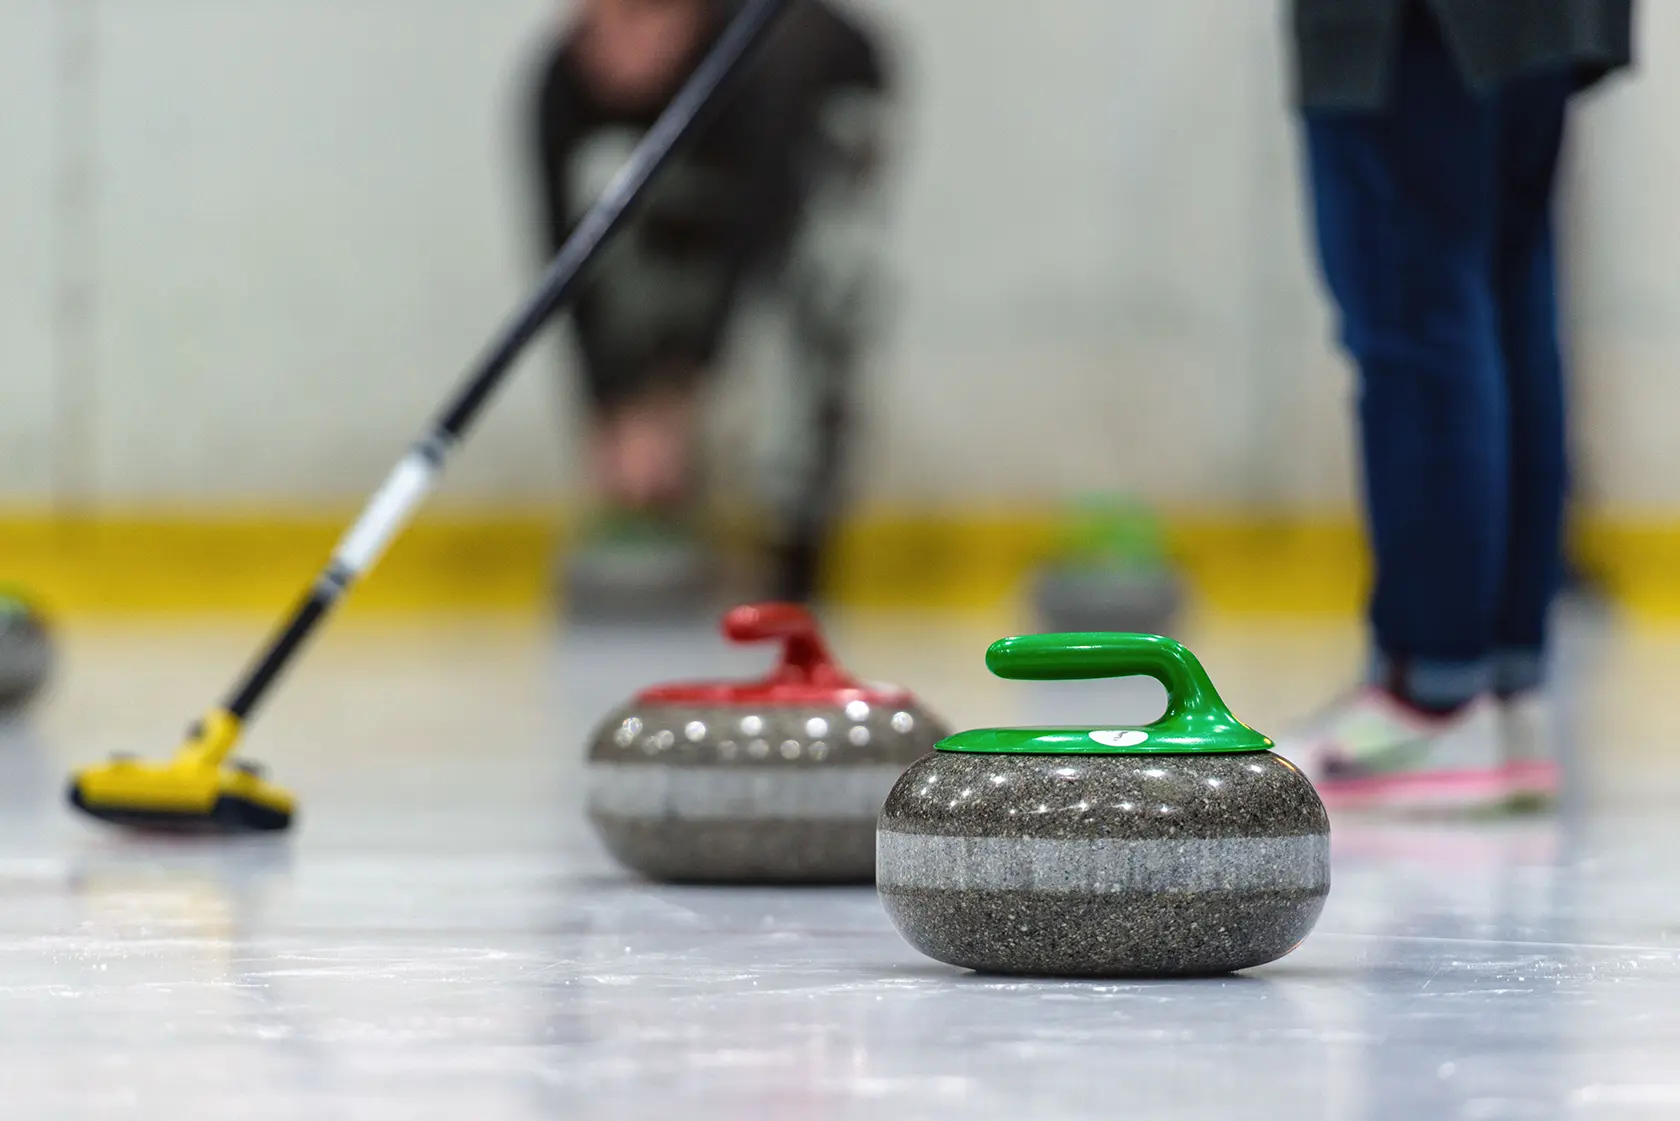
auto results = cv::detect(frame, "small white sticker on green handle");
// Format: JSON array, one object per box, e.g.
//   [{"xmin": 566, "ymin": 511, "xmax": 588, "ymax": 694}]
[{"xmin": 1088, "ymin": 729, "xmax": 1149, "ymax": 748}]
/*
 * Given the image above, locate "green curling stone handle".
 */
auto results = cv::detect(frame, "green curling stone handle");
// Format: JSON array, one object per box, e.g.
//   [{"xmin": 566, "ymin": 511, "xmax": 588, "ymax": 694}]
[{"xmin": 939, "ymin": 632, "xmax": 1273, "ymax": 755}]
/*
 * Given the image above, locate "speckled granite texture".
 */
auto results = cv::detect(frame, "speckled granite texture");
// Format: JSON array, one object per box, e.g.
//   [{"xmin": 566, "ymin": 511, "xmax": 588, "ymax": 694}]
[
  {"xmin": 587, "ymin": 699, "xmax": 946, "ymax": 882},
  {"xmin": 877, "ymin": 750, "xmax": 1329, "ymax": 975},
  {"xmin": 589, "ymin": 818, "xmax": 883, "ymax": 884}
]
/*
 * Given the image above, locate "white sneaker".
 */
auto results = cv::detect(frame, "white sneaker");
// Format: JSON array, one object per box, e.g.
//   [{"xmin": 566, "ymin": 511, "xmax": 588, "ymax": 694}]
[
  {"xmin": 1498, "ymin": 690, "xmax": 1561, "ymax": 808},
  {"xmin": 1274, "ymin": 687, "xmax": 1505, "ymax": 812}
]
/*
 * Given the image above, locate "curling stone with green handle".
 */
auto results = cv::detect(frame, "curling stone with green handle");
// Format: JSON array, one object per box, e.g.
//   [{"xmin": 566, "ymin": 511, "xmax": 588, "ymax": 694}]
[{"xmin": 877, "ymin": 633, "xmax": 1328, "ymax": 976}]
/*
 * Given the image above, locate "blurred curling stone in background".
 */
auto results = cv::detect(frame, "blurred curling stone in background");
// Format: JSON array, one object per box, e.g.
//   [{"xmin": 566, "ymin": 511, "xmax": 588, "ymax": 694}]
[
  {"xmin": 560, "ymin": 510, "xmax": 723, "ymax": 623},
  {"xmin": 1032, "ymin": 495, "xmax": 1185, "ymax": 635},
  {"xmin": 0, "ymin": 586, "xmax": 53, "ymax": 714}
]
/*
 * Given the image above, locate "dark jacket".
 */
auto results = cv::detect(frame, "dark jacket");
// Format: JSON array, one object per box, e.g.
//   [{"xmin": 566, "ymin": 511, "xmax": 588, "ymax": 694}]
[
  {"xmin": 531, "ymin": 0, "xmax": 889, "ymax": 411},
  {"xmin": 1291, "ymin": 0, "xmax": 1634, "ymax": 109}
]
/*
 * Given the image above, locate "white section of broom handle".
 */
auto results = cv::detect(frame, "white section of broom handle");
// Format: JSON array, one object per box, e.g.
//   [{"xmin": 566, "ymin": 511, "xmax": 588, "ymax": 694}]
[{"xmin": 331, "ymin": 450, "xmax": 439, "ymax": 576}]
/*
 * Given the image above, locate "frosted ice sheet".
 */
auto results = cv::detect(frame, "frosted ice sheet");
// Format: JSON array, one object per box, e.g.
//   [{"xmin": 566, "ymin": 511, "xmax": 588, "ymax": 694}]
[{"xmin": 0, "ymin": 606, "xmax": 1673, "ymax": 1119}]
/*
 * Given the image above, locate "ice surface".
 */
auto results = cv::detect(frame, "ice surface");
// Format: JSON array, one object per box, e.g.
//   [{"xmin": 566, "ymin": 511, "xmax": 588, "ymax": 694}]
[{"xmin": 1, "ymin": 604, "xmax": 1675, "ymax": 1119}]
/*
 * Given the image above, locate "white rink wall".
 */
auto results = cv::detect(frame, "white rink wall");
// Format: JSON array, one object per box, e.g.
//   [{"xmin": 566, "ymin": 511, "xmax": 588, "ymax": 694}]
[{"xmin": 0, "ymin": 0, "xmax": 1672, "ymax": 513}]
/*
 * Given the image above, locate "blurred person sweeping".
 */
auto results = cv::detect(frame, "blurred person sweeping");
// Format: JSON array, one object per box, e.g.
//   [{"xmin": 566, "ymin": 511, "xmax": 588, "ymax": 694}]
[
  {"xmin": 1281, "ymin": 0, "xmax": 1633, "ymax": 809},
  {"xmin": 529, "ymin": 0, "xmax": 893, "ymax": 613}
]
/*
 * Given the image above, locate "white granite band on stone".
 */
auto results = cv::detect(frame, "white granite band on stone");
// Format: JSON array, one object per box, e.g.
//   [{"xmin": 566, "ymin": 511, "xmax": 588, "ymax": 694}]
[
  {"xmin": 876, "ymin": 831, "xmax": 1330, "ymax": 894},
  {"xmin": 587, "ymin": 764, "xmax": 909, "ymax": 821}
]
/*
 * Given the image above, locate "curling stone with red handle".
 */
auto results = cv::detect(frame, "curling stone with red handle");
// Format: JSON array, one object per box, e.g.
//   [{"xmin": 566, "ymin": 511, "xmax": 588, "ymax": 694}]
[{"xmin": 586, "ymin": 603, "xmax": 949, "ymax": 882}]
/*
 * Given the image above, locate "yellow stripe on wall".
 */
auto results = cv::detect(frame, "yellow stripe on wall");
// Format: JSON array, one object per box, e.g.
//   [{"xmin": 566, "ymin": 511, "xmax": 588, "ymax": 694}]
[
  {"xmin": 0, "ymin": 507, "xmax": 1671, "ymax": 618},
  {"xmin": 825, "ymin": 511, "xmax": 1372, "ymax": 614},
  {"xmin": 1574, "ymin": 520, "xmax": 1680, "ymax": 617},
  {"xmin": 0, "ymin": 511, "xmax": 558, "ymax": 614}
]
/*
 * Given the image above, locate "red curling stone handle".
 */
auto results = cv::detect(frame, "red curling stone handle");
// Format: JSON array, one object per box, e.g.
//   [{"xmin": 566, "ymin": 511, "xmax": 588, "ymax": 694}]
[{"xmin": 722, "ymin": 602, "xmax": 854, "ymax": 687}]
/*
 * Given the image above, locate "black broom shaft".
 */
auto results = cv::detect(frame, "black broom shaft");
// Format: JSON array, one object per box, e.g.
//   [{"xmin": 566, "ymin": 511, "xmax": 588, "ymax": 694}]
[
  {"xmin": 222, "ymin": 0, "xmax": 793, "ymax": 721},
  {"xmin": 437, "ymin": 0, "xmax": 791, "ymax": 438}
]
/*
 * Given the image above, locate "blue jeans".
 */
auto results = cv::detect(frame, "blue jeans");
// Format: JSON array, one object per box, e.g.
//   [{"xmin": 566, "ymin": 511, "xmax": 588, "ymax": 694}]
[{"xmin": 1304, "ymin": 12, "xmax": 1572, "ymax": 709}]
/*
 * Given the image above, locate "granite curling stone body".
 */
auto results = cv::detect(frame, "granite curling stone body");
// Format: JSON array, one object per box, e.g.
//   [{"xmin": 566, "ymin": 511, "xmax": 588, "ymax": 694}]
[
  {"xmin": 877, "ymin": 632, "xmax": 1329, "ymax": 976},
  {"xmin": 587, "ymin": 602, "xmax": 948, "ymax": 882},
  {"xmin": 0, "ymin": 588, "xmax": 53, "ymax": 712}
]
